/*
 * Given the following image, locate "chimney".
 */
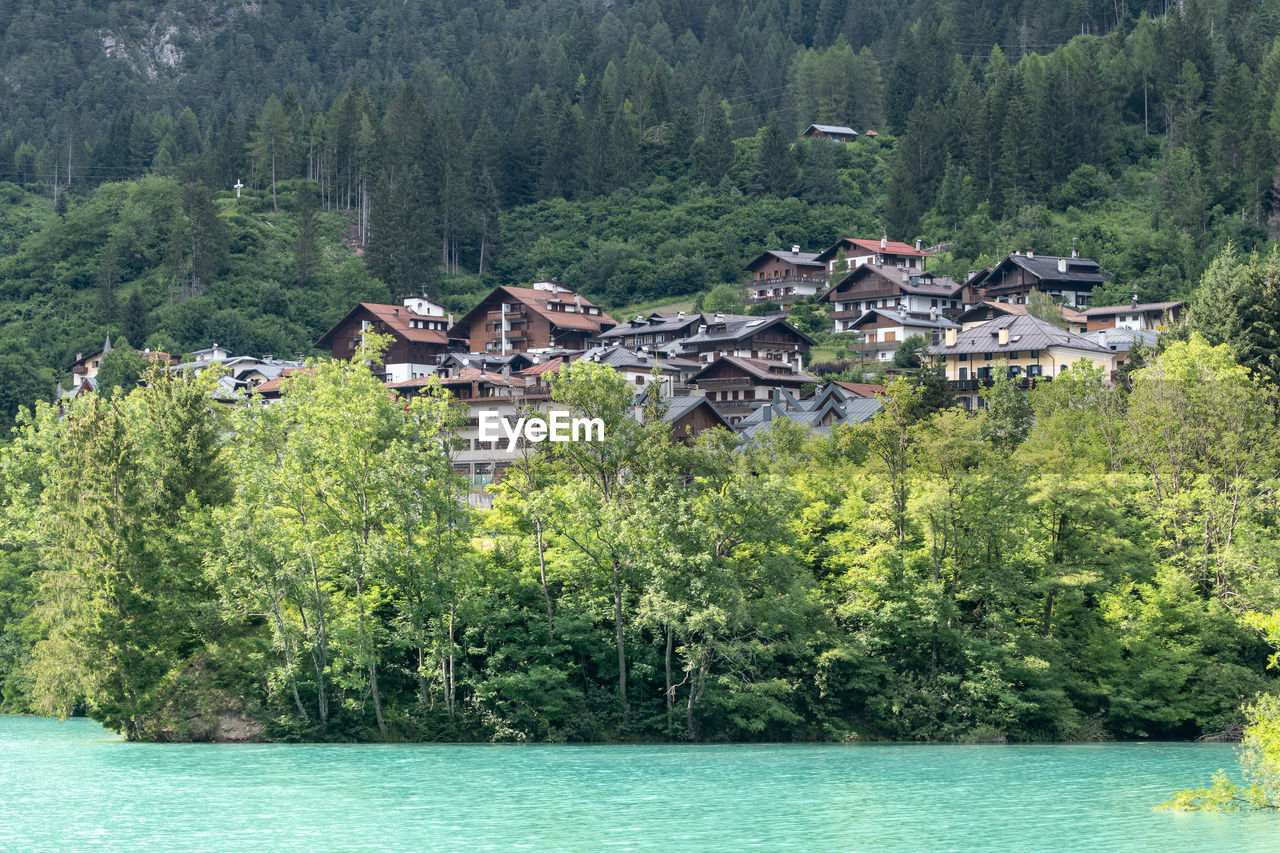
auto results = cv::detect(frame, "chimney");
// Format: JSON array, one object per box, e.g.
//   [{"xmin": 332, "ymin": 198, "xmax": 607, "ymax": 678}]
[
  {"xmin": 880, "ymin": 234, "xmax": 887, "ymax": 250},
  {"xmin": 447, "ymin": 313, "xmax": 454, "ymax": 326},
  {"xmin": 915, "ymin": 239, "xmax": 922, "ymax": 251},
  {"xmin": 714, "ymin": 313, "xmax": 724, "ymax": 322},
  {"xmin": 393, "ymin": 308, "xmax": 398, "ymax": 315},
  {"xmin": 1026, "ymin": 250, "xmax": 1034, "ymax": 259},
  {"xmin": 998, "ymin": 327, "xmax": 1010, "ymax": 346},
  {"xmin": 930, "ymin": 306, "xmax": 938, "ymax": 321},
  {"xmin": 945, "ymin": 328, "xmax": 957, "ymax": 347},
  {"xmin": 1072, "ymin": 247, "xmax": 1079, "ymax": 259},
  {"xmin": 1058, "ymin": 258, "xmax": 1067, "ymax": 274},
  {"xmin": 677, "ymin": 311, "xmax": 685, "ymax": 320},
  {"xmin": 75, "ymin": 351, "xmax": 82, "ymax": 361},
  {"xmin": 1131, "ymin": 292, "xmax": 1139, "ymax": 308},
  {"xmin": 502, "ymin": 365, "xmax": 511, "ymax": 380},
  {"xmin": 791, "ymin": 244, "xmax": 800, "ymax": 254}
]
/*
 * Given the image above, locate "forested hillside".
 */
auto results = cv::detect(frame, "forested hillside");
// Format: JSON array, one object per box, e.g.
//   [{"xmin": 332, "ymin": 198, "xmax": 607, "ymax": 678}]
[{"xmin": 5, "ymin": 0, "xmax": 1280, "ymax": 424}]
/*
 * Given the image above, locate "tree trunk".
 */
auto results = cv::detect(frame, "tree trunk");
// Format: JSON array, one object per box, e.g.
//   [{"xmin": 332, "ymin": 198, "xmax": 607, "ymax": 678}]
[
  {"xmin": 368, "ymin": 659, "xmax": 387, "ymax": 737},
  {"xmin": 664, "ymin": 626, "xmax": 674, "ymax": 736},
  {"xmin": 271, "ymin": 148, "xmax": 278, "ymax": 213},
  {"xmin": 612, "ymin": 562, "xmax": 628, "ymax": 720},
  {"xmin": 447, "ymin": 601, "xmax": 457, "ymax": 719},
  {"xmin": 536, "ymin": 518, "xmax": 553, "ymax": 642}
]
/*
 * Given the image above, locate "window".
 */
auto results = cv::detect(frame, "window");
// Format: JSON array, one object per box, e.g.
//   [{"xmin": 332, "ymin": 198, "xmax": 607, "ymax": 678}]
[
  {"xmin": 1008, "ymin": 351, "xmax": 1019, "ymax": 359},
  {"xmin": 958, "ymin": 353, "xmax": 968, "ymax": 361},
  {"xmin": 958, "ymin": 367, "xmax": 968, "ymax": 380},
  {"xmin": 977, "ymin": 366, "xmax": 992, "ymax": 380},
  {"xmin": 1027, "ymin": 364, "xmax": 1042, "ymax": 377},
  {"xmin": 1030, "ymin": 350, "xmax": 1040, "ymax": 358},
  {"xmin": 1007, "ymin": 365, "xmax": 1022, "ymax": 378}
]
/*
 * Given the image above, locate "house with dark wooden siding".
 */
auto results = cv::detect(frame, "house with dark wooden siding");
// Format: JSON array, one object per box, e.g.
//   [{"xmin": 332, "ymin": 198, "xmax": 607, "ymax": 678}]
[
  {"xmin": 315, "ymin": 297, "xmax": 452, "ymax": 383},
  {"xmin": 744, "ymin": 246, "xmax": 827, "ymax": 307},
  {"xmin": 967, "ymin": 251, "xmax": 1110, "ymax": 309},
  {"xmin": 819, "ymin": 263, "xmax": 972, "ymax": 333},
  {"xmin": 453, "ymin": 281, "xmax": 616, "ymax": 353},
  {"xmin": 813, "ymin": 236, "xmax": 932, "ymax": 275}
]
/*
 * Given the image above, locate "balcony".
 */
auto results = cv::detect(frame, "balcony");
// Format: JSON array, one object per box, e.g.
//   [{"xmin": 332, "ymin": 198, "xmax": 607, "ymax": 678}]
[{"xmin": 950, "ymin": 375, "xmax": 1051, "ymax": 392}]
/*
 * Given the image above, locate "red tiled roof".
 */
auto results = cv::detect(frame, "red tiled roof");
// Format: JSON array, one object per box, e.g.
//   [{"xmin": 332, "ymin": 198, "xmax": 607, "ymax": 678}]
[{"xmin": 841, "ymin": 238, "xmax": 931, "ymax": 257}]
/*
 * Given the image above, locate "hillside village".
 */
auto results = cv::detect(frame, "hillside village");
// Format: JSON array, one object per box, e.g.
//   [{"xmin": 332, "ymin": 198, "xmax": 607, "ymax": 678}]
[{"xmin": 56, "ymin": 234, "xmax": 1184, "ymax": 499}]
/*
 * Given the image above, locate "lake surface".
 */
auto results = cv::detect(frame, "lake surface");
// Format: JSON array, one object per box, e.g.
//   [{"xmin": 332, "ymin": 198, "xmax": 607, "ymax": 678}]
[{"xmin": 3, "ymin": 716, "xmax": 1279, "ymax": 851}]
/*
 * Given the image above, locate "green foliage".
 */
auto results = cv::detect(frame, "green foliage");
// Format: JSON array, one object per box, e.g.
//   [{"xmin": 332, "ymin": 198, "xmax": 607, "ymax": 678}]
[
  {"xmin": 94, "ymin": 337, "xmax": 146, "ymax": 397},
  {"xmin": 892, "ymin": 333, "xmax": 927, "ymax": 368},
  {"xmin": 1162, "ymin": 694, "xmax": 1280, "ymax": 810},
  {"xmin": 701, "ymin": 283, "xmax": 745, "ymax": 316}
]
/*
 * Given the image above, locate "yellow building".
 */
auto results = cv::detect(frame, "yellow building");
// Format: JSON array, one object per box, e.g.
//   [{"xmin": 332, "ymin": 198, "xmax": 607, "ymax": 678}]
[{"xmin": 926, "ymin": 314, "xmax": 1116, "ymax": 410}]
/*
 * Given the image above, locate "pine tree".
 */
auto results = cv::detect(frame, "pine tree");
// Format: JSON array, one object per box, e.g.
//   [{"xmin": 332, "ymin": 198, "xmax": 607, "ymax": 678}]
[{"xmin": 752, "ymin": 112, "xmax": 798, "ymax": 196}]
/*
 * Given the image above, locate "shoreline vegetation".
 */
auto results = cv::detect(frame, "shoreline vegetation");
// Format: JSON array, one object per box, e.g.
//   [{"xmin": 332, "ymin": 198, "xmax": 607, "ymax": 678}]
[{"xmin": 2, "ymin": 320, "xmax": 1280, "ymax": 765}]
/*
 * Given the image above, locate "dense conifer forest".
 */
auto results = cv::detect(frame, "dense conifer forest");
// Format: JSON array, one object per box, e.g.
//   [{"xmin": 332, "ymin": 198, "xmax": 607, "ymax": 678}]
[
  {"xmin": 6, "ymin": 1, "xmax": 1280, "ymax": 746},
  {"xmin": 3, "ymin": 1, "xmax": 1280, "ymax": 421}
]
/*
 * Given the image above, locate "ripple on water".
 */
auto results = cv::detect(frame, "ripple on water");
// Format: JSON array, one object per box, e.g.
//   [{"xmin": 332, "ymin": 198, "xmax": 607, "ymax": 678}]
[{"xmin": 2, "ymin": 717, "xmax": 1279, "ymax": 852}]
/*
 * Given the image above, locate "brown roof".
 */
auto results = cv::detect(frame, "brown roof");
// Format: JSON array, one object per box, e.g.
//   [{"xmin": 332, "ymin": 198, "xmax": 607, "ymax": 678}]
[
  {"xmin": 1081, "ymin": 301, "xmax": 1184, "ymax": 317},
  {"xmin": 693, "ymin": 356, "xmax": 818, "ymax": 385},
  {"xmin": 517, "ymin": 357, "xmax": 567, "ymax": 377},
  {"xmin": 315, "ymin": 303, "xmax": 449, "ymax": 349},
  {"xmin": 833, "ymin": 381, "xmax": 888, "ymax": 397},
  {"xmin": 437, "ymin": 367, "xmax": 527, "ymax": 388},
  {"xmin": 457, "ymin": 286, "xmax": 617, "ymax": 334},
  {"xmin": 959, "ymin": 301, "xmax": 1085, "ymax": 324},
  {"xmin": 816, "ymin": 238, "xmax": 931, "ymax": 263},
  {"xmin": 253, "ymin": 368, "xmax": 309, "ymax": 395}
]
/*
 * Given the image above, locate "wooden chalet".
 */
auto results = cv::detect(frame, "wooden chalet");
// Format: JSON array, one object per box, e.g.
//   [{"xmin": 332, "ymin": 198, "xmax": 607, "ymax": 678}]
[
  {"xmin": 452, "ymin": 281, "xmax": 616, "ymax": 354},
  {"xmin": 678, "ymin": 315, "xmax": 814, "ymax": 367},
  {"xmin": 813, "ymin": 235, "xmax": 931, "ymax": 275},
  {"xmin": 802, "ymin": 124, "xmax": 859, "ymax": 142},
  {"xmin": 1081, "ymin": 299, "xmax": 1184, "ymax": 332},
  {"xmin": 691, "ymin": 356, "xmax": 818, "ymax": 424},
  {"xmin": 967, "ymin": 251, "xmax": 1109, "ymax": 309},
  {"xmin": 744, "ymin": 246, "xmax": 826, "ymax": 307},
  {"xmin": 819, "ymin": 263, "xmax": 971, "ymax": 333},
  {"xmin": 315, "ymin": 297, "xmax": 452, "ymax": 383}
]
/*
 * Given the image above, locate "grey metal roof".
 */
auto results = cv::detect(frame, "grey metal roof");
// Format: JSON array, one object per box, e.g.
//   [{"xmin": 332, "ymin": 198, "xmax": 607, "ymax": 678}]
[
  {"xmin": 927, "ymin": 313, "xmax": 1112, "ymax": 357},
  {"xmin": 1081, "ymin": 301, "xmax": 1183, "ymax": 317},
  {"xmin": 745, "ymin": 249, "xmax": 824, "ymax": 269},
  {"xmin": 804, "ymin": 124, "xmax": 858, "ymax": 136},
  {"xmin": 736, "ymin": 386, "xmax": 883, "ymax": 442},
  {"xmin": 681, "ymin": 315, "xmax": 817, "ymax": 346},
  {"xmin": 985, "ymin": 254, "xmax": 1109, "ymax": 287},
  {"xmin": 823, "ymin": 263, "xmax": 964, "ymax": 301},
  {"xmin": 847, "ymin": 308, "xmax": 960, "ymax": 330},
  {"xmin": 1080, "ymin": 328, "xmax": 1159, "ymax": 352},
  {"xmin": 597, "ymin": 312, "xmax": 751, "ymax": 340}
]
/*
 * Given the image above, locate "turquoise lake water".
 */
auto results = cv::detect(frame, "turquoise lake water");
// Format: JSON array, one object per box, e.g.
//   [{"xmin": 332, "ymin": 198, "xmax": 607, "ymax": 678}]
[{"xmin": 3, "ymin": 716, "xmax": 1280, "ymax": 851}]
